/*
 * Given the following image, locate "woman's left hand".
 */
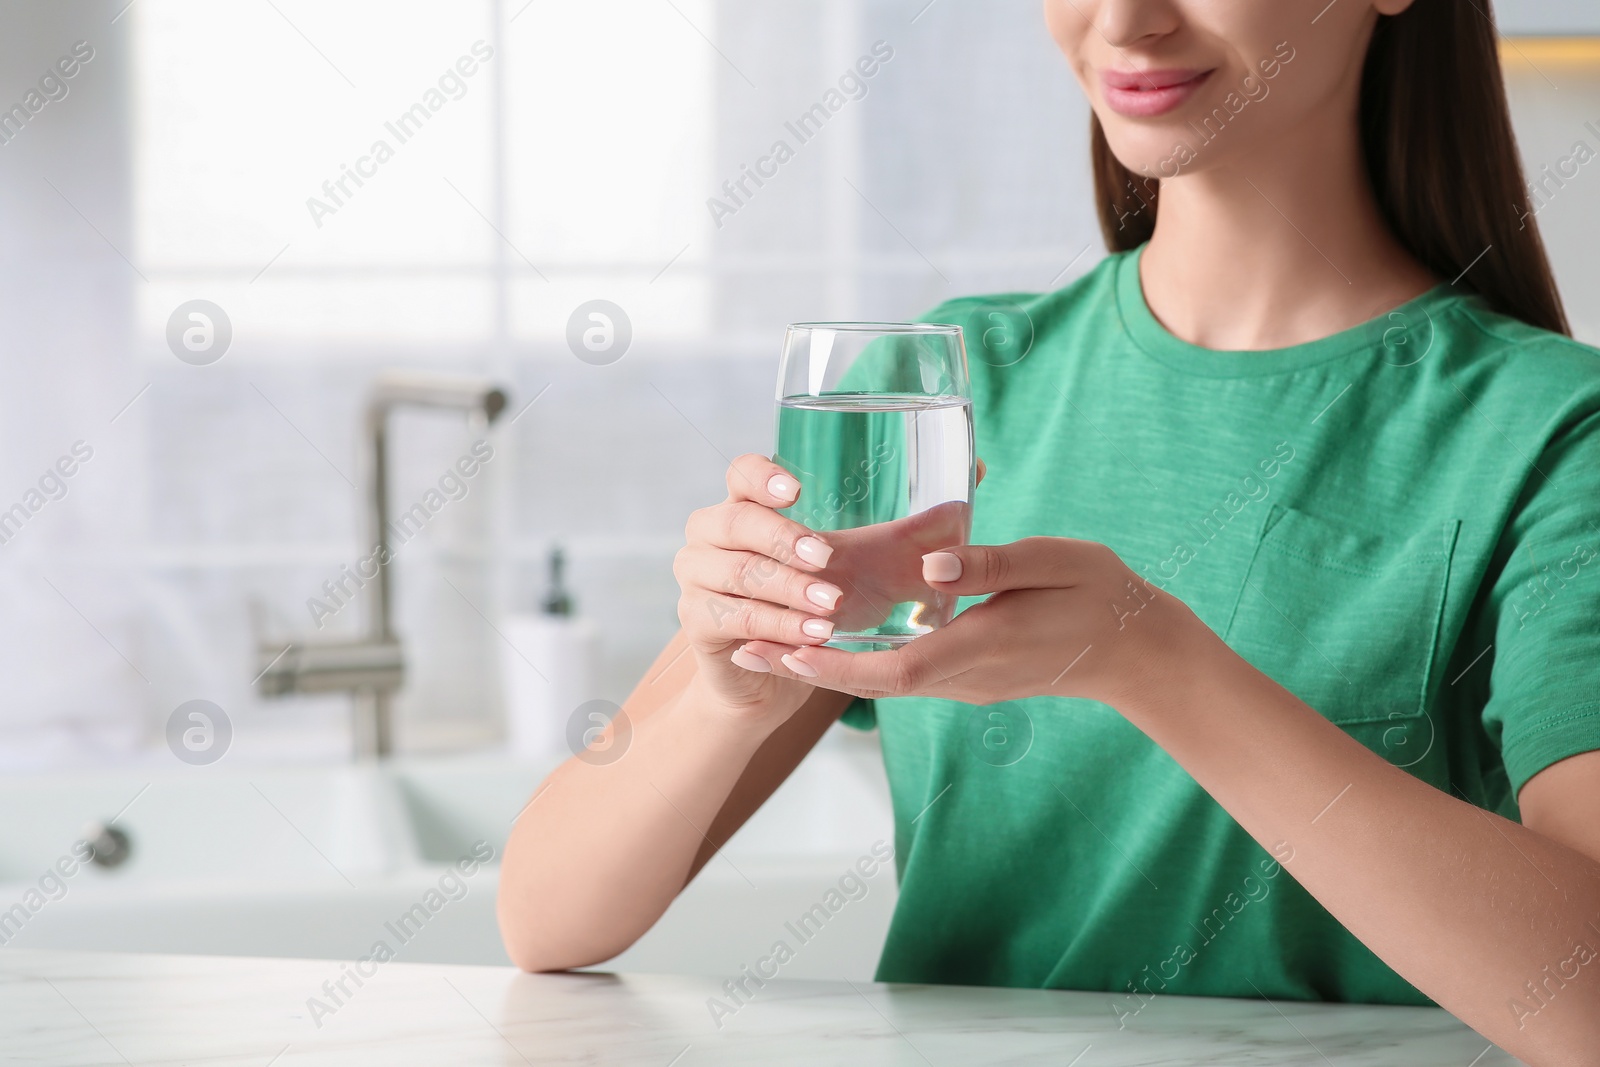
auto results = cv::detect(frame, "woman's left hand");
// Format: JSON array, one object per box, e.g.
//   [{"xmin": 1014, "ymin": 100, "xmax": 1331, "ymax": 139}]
[{"xmin": 735, "ymin": 536, "xmax": 1207, "ymax": 710}]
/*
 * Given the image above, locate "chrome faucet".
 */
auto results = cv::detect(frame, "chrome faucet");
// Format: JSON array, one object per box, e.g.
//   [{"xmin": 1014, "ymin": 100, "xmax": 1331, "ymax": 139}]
[{"xmin": 256, "ymin": 371, "xmax": 509, "ymax": 759}]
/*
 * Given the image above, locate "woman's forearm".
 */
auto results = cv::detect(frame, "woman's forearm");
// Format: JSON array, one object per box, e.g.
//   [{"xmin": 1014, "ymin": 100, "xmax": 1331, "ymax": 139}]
[
  {"xmin": 497, "ymin": 442, "xmax": 861, "ymax": 974},
  {"xmin": 496, "ymin": 677, "xmax": 781, "ymax": 972},
  {"xmin": 1123, "ymin": 623, "xmax": 1600, "ymax": 1065}
]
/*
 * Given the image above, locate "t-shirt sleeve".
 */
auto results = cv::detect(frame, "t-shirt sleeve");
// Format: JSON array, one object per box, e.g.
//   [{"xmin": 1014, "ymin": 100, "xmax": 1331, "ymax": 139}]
[
  {"xmin": 839, "ymin": 695, "xmax": 877, "ymax": 731},
  {"xmin": 1480, "ymin": 407, "xmax": 1600, "ymax": 794}
]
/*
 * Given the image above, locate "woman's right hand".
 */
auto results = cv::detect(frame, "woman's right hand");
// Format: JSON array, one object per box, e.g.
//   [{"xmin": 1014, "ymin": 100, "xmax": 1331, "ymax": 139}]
[{"xmin": 673, "ymin": 454, "xmax": 842, "ymax": 721}]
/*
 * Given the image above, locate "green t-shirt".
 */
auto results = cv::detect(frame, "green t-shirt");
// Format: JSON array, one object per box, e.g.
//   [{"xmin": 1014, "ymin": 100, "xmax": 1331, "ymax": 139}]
[{"xmin": 838, "ymin": 245, "xmax": 1600, "ymax": 1008}]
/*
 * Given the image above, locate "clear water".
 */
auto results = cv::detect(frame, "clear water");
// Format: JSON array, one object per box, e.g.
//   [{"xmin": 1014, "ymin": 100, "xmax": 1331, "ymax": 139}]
[{"xmin": 775, "ymin": 393, "xmax": 973, "ymax": 648}]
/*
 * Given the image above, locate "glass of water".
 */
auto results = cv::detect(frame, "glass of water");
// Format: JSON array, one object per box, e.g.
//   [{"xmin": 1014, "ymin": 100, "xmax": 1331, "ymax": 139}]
[{"xmin": 774, "ymin": 323, "xmax": 974, "ymax": 650}]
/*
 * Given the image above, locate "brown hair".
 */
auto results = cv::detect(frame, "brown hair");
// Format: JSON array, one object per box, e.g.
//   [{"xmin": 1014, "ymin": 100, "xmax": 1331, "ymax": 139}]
[{"xmin": 1091, "ymin": 0, "xmax": 1570, "ymax": 336}]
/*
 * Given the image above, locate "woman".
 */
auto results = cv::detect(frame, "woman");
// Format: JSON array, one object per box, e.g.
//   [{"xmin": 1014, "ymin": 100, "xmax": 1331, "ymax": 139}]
[{"xmin": 499, "ymin": 1, "xmax": 1600, "ymax": 1061}]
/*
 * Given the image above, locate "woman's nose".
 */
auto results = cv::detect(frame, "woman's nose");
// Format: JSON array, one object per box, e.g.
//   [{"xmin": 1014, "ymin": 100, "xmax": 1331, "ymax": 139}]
[{"xmin": 1077, "ymin": 0, "xmax": 1183, "ymax": 51}]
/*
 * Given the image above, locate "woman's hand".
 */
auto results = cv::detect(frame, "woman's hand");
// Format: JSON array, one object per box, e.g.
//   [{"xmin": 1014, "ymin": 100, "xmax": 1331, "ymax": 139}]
[
  {"xmin": 801, "ymin": 499, "xmax": 974, "ymax": 633},
  {"xmin": 734, "ymin": 536, "xmax": 1205, "ymax": 711},
  {"xmin": 673, "ymin": 453, "xmax": 848, "ymax": 720}
]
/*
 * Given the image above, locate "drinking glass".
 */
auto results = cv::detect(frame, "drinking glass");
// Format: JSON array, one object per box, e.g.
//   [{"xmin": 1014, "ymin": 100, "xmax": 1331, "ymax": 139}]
[{"xmin": 773, "ymin": 323, "xmax": 974, "ymax": 650}]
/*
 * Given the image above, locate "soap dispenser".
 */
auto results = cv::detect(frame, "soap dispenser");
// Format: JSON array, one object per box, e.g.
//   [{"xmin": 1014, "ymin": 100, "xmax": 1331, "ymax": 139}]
[{"xmin": 502, "ymin": 545, "xmax": 600, "ymax": 762}]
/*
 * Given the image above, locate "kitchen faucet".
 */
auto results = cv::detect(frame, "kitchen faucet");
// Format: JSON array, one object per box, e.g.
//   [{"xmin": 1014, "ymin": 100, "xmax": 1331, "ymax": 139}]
[{"xmin": 256, "ymin": 371, "xmax": 509, "ymax": 759}]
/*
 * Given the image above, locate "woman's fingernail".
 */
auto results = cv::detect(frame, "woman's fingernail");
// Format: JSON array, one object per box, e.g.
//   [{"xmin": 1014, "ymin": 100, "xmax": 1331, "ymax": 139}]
[
  {"xmin": 781, "ymin": 653, "xmax": 819, "ymax": 678},
  {"xmin": 923, "ymin": 552, "xmax": 963, "ymax": 583},
  {"xmin": 801, "ymin": 618, "xmax": 835, "ymax": 640},
  {"xmin": 767, "ymin": 474, "xmax": 798, "ymax": 502},
  {"xmin": 731, "ymin": 646, "xmax": 772, "ymax": 673},
  {"xmin": 795, "ymin": 536, "xmax": 833, "ymax": 567},
  {"xmin": 806, "ymin": 583, "xmax": 842, "ymax": 610}
]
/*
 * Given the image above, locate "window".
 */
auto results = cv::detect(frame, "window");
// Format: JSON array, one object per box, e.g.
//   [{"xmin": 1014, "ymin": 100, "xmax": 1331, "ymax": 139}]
[{"xmin": 132, "ymin": 0, "xmax": 712, "ymax": 347}]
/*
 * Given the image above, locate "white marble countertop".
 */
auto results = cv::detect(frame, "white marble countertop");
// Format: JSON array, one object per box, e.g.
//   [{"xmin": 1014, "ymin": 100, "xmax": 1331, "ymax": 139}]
[{"xmin": 1, "ymin": 949, "xmax": 1520, "ymax": 1065}]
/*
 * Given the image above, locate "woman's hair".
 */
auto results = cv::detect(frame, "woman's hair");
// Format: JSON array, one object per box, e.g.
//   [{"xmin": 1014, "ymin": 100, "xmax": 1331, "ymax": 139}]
[{"xmin": 1091, "ymin": 0, "xmax": 1571, "ymax": 336}]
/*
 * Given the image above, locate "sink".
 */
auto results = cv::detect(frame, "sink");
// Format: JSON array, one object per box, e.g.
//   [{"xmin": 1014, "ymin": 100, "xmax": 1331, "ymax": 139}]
[{"xmin": 0, "ymin": 731, "xmax": 898, "ymax": 980}]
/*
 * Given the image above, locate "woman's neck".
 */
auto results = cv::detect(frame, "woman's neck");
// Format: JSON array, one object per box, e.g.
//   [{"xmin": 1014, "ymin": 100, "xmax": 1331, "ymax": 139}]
[{"xmin": 1138, "ymin": 117, "xmax": 1441, "ymax": 352}]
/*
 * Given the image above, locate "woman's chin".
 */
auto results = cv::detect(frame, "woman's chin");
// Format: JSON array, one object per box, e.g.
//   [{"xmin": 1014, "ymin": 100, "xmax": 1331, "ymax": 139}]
[
  {"xmin": 1099, "ymin": 118, "xmax": 1254, "ymax": 184},
  {"xmin": 1099, "ymin": 127, "xmax": 1194, "ymax": 177}
]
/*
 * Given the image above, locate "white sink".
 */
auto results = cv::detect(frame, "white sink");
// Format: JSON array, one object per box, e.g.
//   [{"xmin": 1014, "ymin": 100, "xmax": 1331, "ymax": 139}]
[{"xmin": 0, "ymin": 730, "xmax": 897, "ymax": 981}]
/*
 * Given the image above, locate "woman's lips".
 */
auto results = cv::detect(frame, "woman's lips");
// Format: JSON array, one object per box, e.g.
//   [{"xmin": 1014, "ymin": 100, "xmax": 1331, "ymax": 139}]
[{"xmin": 1100, "ymin": 68, "xmax": 1214, "ymax": 118}]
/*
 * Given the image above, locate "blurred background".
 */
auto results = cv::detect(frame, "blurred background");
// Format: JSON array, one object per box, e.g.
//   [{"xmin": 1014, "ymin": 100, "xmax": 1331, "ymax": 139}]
[{"xmin": 0, "ymin": 0, "xmax": 1596, "ymax": 978}]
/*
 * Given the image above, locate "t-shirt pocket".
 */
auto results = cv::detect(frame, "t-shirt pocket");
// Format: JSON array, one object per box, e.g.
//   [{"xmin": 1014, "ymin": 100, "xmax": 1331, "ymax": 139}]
[{"xmin": 1221, "ymin": 505, "xmax": 1460, "ymax": 764}]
